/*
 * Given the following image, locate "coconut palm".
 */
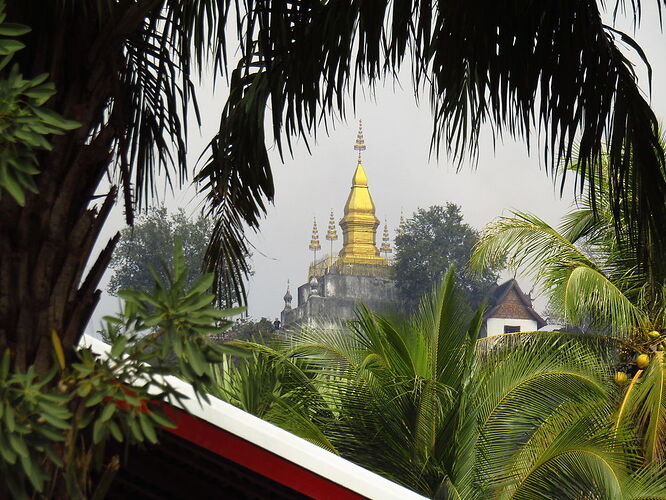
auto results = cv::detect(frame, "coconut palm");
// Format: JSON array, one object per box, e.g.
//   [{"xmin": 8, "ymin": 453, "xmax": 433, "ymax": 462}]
[
  {"xmin": 225, "ymin": 270, "xmax": 666, "ymax": 498},
  {"xmin": 469, "ymin": 152, "xmax": 665, "ymax": 340},
  {"xmin": 469, "ymin": 163, "xmax": 666, "ymax": 468}
]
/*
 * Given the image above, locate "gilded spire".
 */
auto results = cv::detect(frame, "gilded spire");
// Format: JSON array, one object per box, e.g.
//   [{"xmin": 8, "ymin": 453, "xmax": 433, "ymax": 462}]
[
  {"xmin": 353, "ymin": 120, "xmax": 366, "ymax": 163},
  {"xmin": 309, "ymin": 217, "xmax": 321, "ymax": 263},
  {"xmin": 326, "ymin": 209, "xmax": 338, "ymax": 269},
  {"xmin": 326, "ymin": 210, "xmax": 338, "ymax": 241},
  {"xmin": 380, "ymin": 219, "xmax": 392, "ymax": 257},
  {"xmin": 338, "ymin": 123, "xmax": 387, "ymax": 266},
  {"xmin": 398, "ymin": 209, "xmax": 406, "ymax": 236}
]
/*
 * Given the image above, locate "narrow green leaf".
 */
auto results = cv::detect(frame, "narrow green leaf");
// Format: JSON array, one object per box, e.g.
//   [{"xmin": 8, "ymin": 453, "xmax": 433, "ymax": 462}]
[
  {"xmin": 0, "ymin": 39, "xmax": 25, "ymax": 55},
  {"xmin": 93, "ymin": 418, "xmax": 105, "ymax": 444},
  {"xmin": 0, "ymin": 23, "xmax": 31, "ymax": 36},
  {"xmin": 32, "ymin": 107, "xmax": 80, "ymax": 130},
  {"xmin": 40, "ymin": 411, "xmax": 70, "ymax": 430},
  {"xmin": 108, "ymin": 421, "xmax": 123, "ymax": 442},
  {"xmin": 43, "ymin": 444, "xmax": 63, "ymax": 467},
  {"xmin": 8, "ymin": 433, "xmax": 29, "ymax": 458},
  {"xmin": 147, "ymin": 409, "xmax": 177, "ymax": 429},
  {"xmin": 139, "ymin": 413, "xmax": 158, "ymax": 444},
  {"xmin": 100, "ymin": 402, "xmax": 116, "ymax": 423},
  {"xmin": 0, "ymin": 432, "xmax": 17, "ymax": 463}
]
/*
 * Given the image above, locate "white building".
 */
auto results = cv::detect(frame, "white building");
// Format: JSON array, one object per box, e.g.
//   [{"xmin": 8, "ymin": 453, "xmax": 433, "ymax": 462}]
[{"xmin": 483, "ymin": 279, "xmax": 546, "ymax": 337}]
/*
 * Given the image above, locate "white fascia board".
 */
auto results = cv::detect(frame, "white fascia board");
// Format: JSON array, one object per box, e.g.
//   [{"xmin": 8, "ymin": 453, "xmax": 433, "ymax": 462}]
[{"xmin": 80, "ymin": 335, "xmax": 428, "ymax": 500}]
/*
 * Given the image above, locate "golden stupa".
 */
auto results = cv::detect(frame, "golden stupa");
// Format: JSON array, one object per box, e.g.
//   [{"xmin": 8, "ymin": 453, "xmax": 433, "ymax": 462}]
[{"xmin": 337, "ymin": 121, "xmax": 387, "ymax": 266}]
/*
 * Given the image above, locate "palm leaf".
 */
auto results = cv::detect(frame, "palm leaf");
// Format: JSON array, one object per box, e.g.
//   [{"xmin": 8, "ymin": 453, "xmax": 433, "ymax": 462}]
[
  {"xmin": 561, "ymin": 264, "xmax": 647, "ymax": 334},
  {"xmin": 625, "ymin": 351, "xmax": 666, "ymax": 463},
  {"xmin": 208, "ymin": 0, "xmax": 666, "ymax": 276}
]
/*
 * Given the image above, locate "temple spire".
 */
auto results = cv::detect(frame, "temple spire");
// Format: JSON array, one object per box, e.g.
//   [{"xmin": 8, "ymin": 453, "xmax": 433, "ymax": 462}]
[
  {"xmin": 326, "ymin": 209, "xmax": 338, "ymax": 269},
  {"xmin": 353, "ymin": 120, "xmax": 366, "ymax": 163},
  {"xmin": 309, "ymin": 217, "xmax": 321, "ymax": 264},
  {"xmin": 283, "ymin": 280, "xmax": 292, "ymax": 311},
  {"xmin": 398, "ymin": 209, "xmax": 406, "ymax": 236},
  {"xmin": 338, "ymin": 123, "xmax": 386, "ymax": 266},
  {"xmin": 380, "ymin": 219, "xmax": 392, "ymax": 258}
]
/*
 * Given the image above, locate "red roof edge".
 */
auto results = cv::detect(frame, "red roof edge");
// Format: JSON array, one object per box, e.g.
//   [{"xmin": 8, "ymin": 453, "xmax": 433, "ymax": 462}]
[{"xmin": 164, "ymin": 405, "xmax": 366, "ymax": 500}]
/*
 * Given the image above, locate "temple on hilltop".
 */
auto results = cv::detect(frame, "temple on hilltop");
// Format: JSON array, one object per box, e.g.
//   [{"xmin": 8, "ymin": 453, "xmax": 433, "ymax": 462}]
[{"xmin": 281, "ymin": 122, "xmax": 402, "ymax": 327}]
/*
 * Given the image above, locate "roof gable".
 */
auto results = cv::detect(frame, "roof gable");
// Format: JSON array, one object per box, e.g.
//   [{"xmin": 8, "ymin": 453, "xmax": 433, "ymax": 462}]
[{"xmin": 485, "ymin": 280, "xmax": 546, "ymax": 327}]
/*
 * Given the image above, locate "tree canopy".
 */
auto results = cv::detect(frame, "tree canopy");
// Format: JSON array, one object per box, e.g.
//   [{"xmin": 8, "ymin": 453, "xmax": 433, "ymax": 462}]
[
  {"xmin": 224, "ymin": 271, "xmax": 666, "ymax": 498},
  {"xmin": 107, "ymin": 206, "xmax": 246, "ymax": 307},
  {"xmin": 395, "ymin": 204, "xmax": 499, "ymax": 309}
]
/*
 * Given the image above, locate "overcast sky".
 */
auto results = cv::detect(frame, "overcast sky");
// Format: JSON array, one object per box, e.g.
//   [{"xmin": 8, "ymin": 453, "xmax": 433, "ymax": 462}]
[{"xmin": 87, "ymin": 5, "xmax": 666, "ymax": 333}]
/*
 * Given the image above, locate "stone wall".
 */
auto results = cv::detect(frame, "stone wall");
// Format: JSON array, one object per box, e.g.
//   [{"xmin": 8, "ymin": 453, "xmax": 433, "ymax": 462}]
[{"xmin": 282, "ymin": 271, "xmax": 402, "ymax": 327}]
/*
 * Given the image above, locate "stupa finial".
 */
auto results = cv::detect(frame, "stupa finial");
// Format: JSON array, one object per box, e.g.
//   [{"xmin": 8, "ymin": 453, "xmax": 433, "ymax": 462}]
[
  {"xmin": 326, "ymin": 210, "xmax": 338, "ymax": 242},
  {"xmin": 309, "ymin": 217, "xmax": 321, "ymax": 265},
  {"xmin": 353, "ymin": 120, "xmax": 366, "ymax": 163},
  {"xmin": 380, "ymin": 219, "xmax": 392, "ymax": 258},
  {"xmin": 283, "ymin": 280, "xmax": 292, "ymax": 310}
]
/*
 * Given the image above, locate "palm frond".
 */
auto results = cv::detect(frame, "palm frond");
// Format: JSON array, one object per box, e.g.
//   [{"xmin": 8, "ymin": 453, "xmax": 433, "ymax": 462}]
[
  {"xmin": 561, "ymin": 264, "xmax": 647, "ymax": 334},
  {"xmin": 476, "ymin": 334, "xmax": 614, "ymax": 487},
  {"xmin": 622, "ymin": 464, "xmax": 666, "ymax": 499},
  {"xmin": 208, "ymin": 0, "xmax": 666, "ymax": 276},
  {"xmin": 625, "ymin": 351, "xmax": 666, "ymax": 464},
  {"xmin": 470, "ymin": 211, "xmax": 599, "ymax": 285}
]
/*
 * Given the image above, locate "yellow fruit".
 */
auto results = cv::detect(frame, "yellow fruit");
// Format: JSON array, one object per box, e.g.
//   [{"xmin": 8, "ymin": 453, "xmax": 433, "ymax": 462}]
[
  {"xmin": 648, "ymin": 330, "xmax": 661, "ymax": 339},
  {"xmin": 614, "ymin": 372, "xmax": 628, "ymax": 386},
  {"xmin": 636, "ymin": 354, "xmax": 650, "ymax": 369}
]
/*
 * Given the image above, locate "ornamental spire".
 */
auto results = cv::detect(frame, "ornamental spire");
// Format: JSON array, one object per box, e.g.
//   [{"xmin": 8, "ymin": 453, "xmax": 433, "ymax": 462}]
[
  {"xmin": 398, "ymin": 209, "xmax": 406, "ymax": 236},
  {"xmin": 380, "ymin": 219, "xmax": 392, "ymax": 258},
  {"xmin": 309, "ymin": 217, "xmax": 321, "ymax": 263},
  {"xmin": 353, "ymin": 120, "xmax": 366, "ymax": 163},
  {"xmin": 326, "ymin": 209, "xmax": 338, "ymax": 269},
  {"xmin": 326, "ymin": 210, "xmax": 338, "ymax": 242},
  {"xmin": 339, "ymin": 122, "xmax": 386, "ymax": 265},
  {"xmin": 283, "ymin": 280, "xmax": 292, "ymax": 311}
]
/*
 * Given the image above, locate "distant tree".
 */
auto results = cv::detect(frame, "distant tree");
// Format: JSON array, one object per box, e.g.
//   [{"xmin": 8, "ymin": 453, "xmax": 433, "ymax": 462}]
[
  {"xmin": 108, "ymin": 207, "xmax": 246, "ymax": 306},
  {"xmin": 222, "ymin": 317, "xmax": 277, "ymax": 343},
  {"xmin": 395, "ymin": 204, "xmax": 499, "ymax": 309}
]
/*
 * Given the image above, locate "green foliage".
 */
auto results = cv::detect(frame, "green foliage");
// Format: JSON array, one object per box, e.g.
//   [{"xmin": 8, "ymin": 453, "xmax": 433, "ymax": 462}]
[
  {"xmin": 0, "ymin": 3, "xmax": 79, "ymax": 206},
  {"xmin": 0, "ymin": 242, "xmax": 240, "ymax": 498},
  {"xmin": 223, "ymin": 317, "xmax": 276, "ymax": 343},
  {"xmin": 394, "ymin": 204, "xmax": 499, "ymax": 310},
  {"xmin": 469, "ymin": 162, "xmax": 664, "ymax": 341},
  {"xmin": 108, "ymin": 206, "xmax": 247, "ymax": 307},
  {"xmin": 222, "ymin": 270, "xmax": 666, "ymax": 498}
]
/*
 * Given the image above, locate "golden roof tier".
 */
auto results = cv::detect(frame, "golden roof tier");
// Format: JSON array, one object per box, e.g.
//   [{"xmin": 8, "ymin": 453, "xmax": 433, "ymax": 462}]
[{"xmin": 338, "ymin": 122, "xmax": 387, "ymax": 266}]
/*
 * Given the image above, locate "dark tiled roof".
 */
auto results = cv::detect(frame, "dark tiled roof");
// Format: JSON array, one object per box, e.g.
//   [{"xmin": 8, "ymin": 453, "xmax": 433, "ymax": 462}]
[{"xmin": 484, "ymin": 279, "xmax": 546, "ymax": 328}]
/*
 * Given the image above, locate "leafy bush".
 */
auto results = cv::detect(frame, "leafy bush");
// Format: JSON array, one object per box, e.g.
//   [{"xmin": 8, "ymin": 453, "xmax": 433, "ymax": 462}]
[{"xmin": 0, "ymin": 243, "xmax": 240, "ymax": 498}]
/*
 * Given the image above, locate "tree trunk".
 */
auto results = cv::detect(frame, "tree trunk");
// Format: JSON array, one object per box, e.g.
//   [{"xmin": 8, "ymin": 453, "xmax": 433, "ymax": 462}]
[{"xmin": 0, "ymin": 3, "xmax": 156, "ymax": 373}]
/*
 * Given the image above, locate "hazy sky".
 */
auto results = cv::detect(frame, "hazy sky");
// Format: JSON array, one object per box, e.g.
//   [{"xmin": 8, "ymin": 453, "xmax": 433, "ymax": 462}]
[{"xmin": 87, "ymin": 5, "xmax": 666, "ymax": 332}]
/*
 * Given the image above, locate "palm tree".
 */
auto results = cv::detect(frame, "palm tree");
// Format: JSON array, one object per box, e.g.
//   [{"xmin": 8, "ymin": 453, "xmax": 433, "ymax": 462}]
[
  {"xmin": 469, "ymin": 158, "xmax": 665, "ymax": 343},
  {"xmin": 226, "ymin": 270, "xmax": 666, "ymax": 498},
  {"xmin": 2, "ymin": 1, "xmax": 665, "ymax": 375},
  {"xmin": 470, "ymin": 165, "xmax": 666, "ymax": 469},
  {"xmin": 1, "ymin": 2, "xmax": 262, "ymax": 373}
]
